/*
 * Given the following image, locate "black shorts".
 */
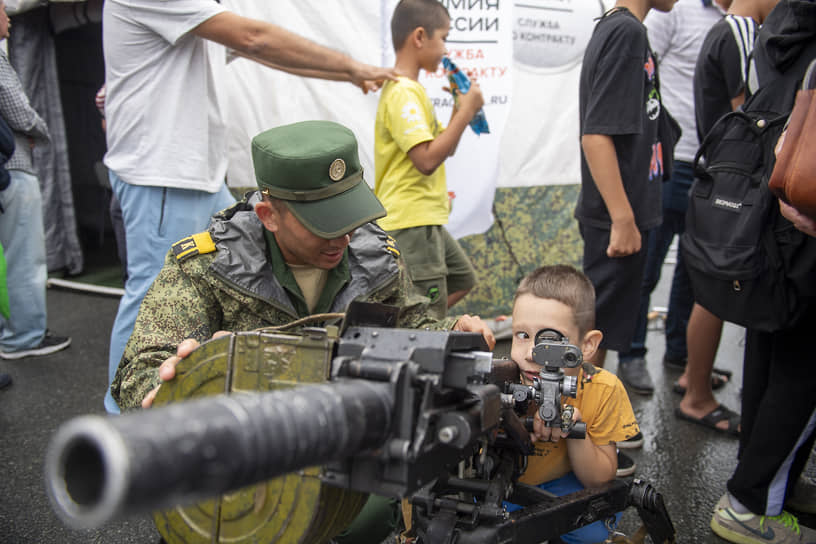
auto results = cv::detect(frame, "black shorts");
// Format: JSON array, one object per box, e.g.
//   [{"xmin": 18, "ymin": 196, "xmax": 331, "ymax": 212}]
[{"xmin": 580, "ymin": 223, "xmax": 648, "ymax": 352}]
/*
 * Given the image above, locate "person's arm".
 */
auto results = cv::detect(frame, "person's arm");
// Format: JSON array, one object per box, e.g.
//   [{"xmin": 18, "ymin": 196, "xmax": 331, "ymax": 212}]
[
  {"xmin": 140, "ymin": 331, "xmax": 230, "ymax": 409},
  {"xmin": 0, "ymin": 55, "xmax": 49, "ymax": 142},
  {"xmin": 730, "ymin": 92, "xmax": 745, "ymax": 111},
  {"xmin": 406, "ymin": 82, "xmax": 484, "ymax": 175},
  {"xmin": 581, "ymin": 133, "xmax": 641, "ymax": 256},
  {"xmin": 229, "ymin": 50, "xmax": 384, "ymax": 94},
  {"xmin": 193, "ymin": 12, "xmax": 397, "ymax": 92},
  {"xmin": 111, "ymin": 253, "xmax": 224, "ymax": 411},
  {"xmin": 529, "ymin": 405, "xmax": 616, "ymax": 487},
  {"xmin": 568, "ymin": 440, "xmax": 617, "ymax": 488}
]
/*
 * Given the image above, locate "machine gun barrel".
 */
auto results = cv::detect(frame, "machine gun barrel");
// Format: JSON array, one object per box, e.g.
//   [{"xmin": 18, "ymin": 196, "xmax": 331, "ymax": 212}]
[{"xmin": 45, "ymin": 380, "xmax": 393, "ymax": 529}]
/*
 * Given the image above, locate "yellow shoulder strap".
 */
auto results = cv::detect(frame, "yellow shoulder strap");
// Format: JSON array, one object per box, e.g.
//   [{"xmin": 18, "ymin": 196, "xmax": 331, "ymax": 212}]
[
  {"xmin": 384, "ymin": 235, "xmax": 400, "ymax": 258},
  {"xmin": 172, "ymin": 232, "xmax": 216, "ymax": 262}
]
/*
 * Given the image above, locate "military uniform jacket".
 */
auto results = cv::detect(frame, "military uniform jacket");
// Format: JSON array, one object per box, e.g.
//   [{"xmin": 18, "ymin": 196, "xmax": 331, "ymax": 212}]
[{"xmin": 112, "ymin": 193, "xmax": 453, "ymax": 410}]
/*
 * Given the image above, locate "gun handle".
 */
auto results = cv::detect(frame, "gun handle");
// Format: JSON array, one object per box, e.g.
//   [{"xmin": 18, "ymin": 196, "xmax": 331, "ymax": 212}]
[
  {"xmin": 523, "ymin": 418, "xmax": 586, "ymax": 440},
  {"xmin": 566, "ymin": 421, "xmax": 586, "ymax": 439}
]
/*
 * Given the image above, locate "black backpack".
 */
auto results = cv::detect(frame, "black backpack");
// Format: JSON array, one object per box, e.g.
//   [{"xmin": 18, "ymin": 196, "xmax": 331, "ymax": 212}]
[{"xmin": 681, "ymin": 56, "xmax": 816, "ymax": 332}]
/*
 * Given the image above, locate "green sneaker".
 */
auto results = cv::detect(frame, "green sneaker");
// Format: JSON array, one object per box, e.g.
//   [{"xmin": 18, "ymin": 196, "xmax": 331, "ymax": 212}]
[{"xmin": 711, "ymin": 494, "xmax": 816, "ymax": 543}]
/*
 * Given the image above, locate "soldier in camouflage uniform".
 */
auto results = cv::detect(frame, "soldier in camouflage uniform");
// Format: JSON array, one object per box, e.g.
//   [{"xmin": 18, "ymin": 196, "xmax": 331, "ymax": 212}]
[{"xmin": 110, "ymin": 120, "xmax": 493, "ymax": 544}]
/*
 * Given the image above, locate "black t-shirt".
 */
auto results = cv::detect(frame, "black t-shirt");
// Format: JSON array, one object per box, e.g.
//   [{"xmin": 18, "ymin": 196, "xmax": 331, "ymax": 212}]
[
  {"xmin": 693, "ymin": 15, "xmax": 758, "ymax": 142},
  {"xmin": 575, "ymin": 8, "xmax": 662, "ymax": 231}
]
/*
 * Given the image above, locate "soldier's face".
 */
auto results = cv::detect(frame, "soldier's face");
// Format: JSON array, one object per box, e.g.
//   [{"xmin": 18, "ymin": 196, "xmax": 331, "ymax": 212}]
[{"xmin": 257, "ymin": 200, "xmax": 352, "ymax": 269}]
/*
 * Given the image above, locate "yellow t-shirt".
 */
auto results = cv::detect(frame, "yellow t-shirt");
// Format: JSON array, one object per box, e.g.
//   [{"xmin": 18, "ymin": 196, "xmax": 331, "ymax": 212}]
[
  {"xmin": 374, "ymin": 77, "xmax": 450, "ymax": 231},
  {"xmin": 518, "ymin": 364, "xmax": 640, "ymax": 486}
]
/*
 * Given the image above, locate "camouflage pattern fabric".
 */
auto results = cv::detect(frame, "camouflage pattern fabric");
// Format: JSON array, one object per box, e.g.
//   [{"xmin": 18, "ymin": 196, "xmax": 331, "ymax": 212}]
[
  {"xmin": 111, "ymin": 195, "xmax": 454, "ymax": 411},
  {"xmin": 454, "ymin": 185, "xmax": 583, "ymax": 317}
]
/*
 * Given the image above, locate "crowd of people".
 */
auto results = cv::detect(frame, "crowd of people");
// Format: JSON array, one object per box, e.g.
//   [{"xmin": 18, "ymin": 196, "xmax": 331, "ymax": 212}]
[{"xmin": 1, "ymin": 0, "xmax": 815, "ymax": 542}]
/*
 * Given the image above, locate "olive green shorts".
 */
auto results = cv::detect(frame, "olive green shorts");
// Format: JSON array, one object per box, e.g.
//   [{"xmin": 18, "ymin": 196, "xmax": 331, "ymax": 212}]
[{"xmin": 388, "ymin": 225, "xmax": 476, "ymax": 319}]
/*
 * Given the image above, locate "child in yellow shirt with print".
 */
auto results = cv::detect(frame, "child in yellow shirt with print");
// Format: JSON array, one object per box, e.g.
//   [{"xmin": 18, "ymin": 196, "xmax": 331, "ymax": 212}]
[
  {"xmin": 374, "ymin": 0, "xmax": 484, "ymax": 319},
  {"xmin": 507, "ymin": 265, "xmax": 640, "ymax": 544}
]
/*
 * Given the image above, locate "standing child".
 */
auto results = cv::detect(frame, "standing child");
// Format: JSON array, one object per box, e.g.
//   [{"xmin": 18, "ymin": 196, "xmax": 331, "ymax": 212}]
[
  {"xmin": 575, "ymin": 0, "xmax": 676, "ymax": 378},
  {"xmin": 375, "ymin": 0, "xmax": 484, "ymax": 319},
  {"xmin": 507, "ymin": 265, "xmax": 640, "ymax": 544}
]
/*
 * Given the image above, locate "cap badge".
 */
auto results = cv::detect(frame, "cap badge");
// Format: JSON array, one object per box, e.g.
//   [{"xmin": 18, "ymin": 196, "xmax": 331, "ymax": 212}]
[{"xmin": 329, "ymin": 158, "xmax": 346, "ymax": 181}]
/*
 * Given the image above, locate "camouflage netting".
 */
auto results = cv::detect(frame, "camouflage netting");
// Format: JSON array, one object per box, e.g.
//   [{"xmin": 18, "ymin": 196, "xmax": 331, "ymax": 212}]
[{"xmin": 452, "ymin": 184, "xmax": 583, "ymax": 318}]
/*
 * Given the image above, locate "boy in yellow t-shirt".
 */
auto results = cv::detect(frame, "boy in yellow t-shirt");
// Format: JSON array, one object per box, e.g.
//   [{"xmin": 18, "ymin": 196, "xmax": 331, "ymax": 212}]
[
  {"xmin": 374, "ymin": 0, "xmax": 484, "ymax": 319},
  {"xmin": 508, "ymin": 265, "xmax": 640, "ymax": 543}
]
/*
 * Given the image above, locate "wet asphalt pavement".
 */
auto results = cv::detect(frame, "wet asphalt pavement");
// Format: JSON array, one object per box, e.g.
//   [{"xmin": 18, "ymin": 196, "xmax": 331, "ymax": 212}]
[{"xmin": 0, "ymin": 256, "xmax": 813, "ymax": 543}]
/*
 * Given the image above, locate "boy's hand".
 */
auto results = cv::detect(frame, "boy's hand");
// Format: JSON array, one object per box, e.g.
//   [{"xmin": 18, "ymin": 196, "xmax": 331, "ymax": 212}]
[
  {"xmin": 457, "ymin": 81, "xmax": 485, "ymax": 117},
  {"xmin": 141, "ymin": 331, "xmax": 231, "ymax": 409},
  {"xmin": 779, "ymin": 200, "xmax": 816, "ymax": 237},
  {"xmin": 530, "ymin": 406, "xmax": 582, "ymax": 443},
  {"xmin": 607, "ymin": 216, "xmax": 641, "ymax": 257}
]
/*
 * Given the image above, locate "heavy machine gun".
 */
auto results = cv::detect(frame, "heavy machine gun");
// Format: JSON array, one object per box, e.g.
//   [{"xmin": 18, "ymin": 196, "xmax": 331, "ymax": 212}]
[{"xmin": 45, "ymin": 303, "xmax": 675, "ymax": 543}]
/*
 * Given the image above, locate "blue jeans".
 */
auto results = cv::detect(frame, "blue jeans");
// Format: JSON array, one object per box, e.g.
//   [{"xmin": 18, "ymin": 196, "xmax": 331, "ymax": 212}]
[
  {"xmin": 104, "ymin": 171, "xmax": 235, "ymax": 413},
  {"xmin": 503, "ymin": 472, "xmax": 622, "ymax": 543},
  {"xmin": 620, "ymin": 162, "xmax": 693, "ymax": 363},
  {"xmin": 0, "ymin": 171, "xmax": 47, "ymax": 351}
]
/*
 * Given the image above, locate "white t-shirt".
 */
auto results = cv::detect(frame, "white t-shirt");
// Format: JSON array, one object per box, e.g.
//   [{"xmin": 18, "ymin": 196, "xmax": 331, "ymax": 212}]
[
  {"xmin": 103, "ymin": 0, "xmax": 229, "ymax": 193},
  {"xmin": 644, "ymin": 0, "xmax": 725, "ymax": 163}
]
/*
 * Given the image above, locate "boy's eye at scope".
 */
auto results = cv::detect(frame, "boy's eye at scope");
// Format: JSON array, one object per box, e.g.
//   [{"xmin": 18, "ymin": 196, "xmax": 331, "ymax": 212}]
[{"xmin": 532, "ymin": 328, "xmax": 582, "ymax": 368}]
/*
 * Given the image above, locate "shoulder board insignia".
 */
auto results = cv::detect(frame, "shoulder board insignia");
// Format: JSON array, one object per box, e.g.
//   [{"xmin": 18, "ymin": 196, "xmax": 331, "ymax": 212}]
[
  {"xmin": 172, "ymin": 232, "xmax": 216, "ymax": 262},
  {"xmin": 384, "ymin": 235, "xmax": 400, "ymax": 258}
]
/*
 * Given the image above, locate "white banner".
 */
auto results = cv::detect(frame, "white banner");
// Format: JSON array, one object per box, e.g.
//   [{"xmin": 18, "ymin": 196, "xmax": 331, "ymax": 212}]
[
  {"xmin": 412, "ymin": 0, "xmax": 514, "ymax": 238},
  {"xmin": 218, "ymin": 1, "xmax": 386, "ymax": 190},
  {"xmin": 498, "ymin": 0, "xmax": 607, "ymax": 189}
]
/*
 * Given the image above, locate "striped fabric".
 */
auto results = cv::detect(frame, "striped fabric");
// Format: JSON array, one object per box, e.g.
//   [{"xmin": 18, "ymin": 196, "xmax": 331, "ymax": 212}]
[{"xmin": 724, "ymin": 14, "xmax": 758, "ymax": 92}]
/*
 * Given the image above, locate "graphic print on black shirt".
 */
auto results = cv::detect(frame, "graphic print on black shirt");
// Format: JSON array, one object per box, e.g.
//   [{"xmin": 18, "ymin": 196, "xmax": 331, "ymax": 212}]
[{"xmin": 576, "ymin": 7, "xmax": 662, "ymax": 231}]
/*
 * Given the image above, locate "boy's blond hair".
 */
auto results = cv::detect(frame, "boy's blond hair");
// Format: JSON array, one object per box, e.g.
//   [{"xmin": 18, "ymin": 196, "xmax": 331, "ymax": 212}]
[
  {"xmin": 390, "ymin": 0, "xmax": 450, "ymax": 52},
  {"xmin": 514, "ymin": 265, "xmax": 596, "ymax": 336}
]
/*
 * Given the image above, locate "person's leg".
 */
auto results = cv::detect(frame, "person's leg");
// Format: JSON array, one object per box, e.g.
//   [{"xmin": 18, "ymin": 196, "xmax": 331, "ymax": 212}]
[
  {"xmin": 581, "ymin": 224, "xmax": 652, "ymax": 390},
  {"xmin": 0, "ymin": 171, "xmax": 47, "ymax": 351},
  {"xmin": 389, "ymin": 226, "xmax": 448, "ymax": 320},
  {"xmin": 105, "ymin": 175, "xmax": 234, "ymax": 413},
  {"xmin": 662, "ymin": 213, "xmax": 693, "ymax": 363},
  {"xmin": 618, "ymin": 228, "xmax": 656, "ymax": 364},
  {"xmin": 661, "ymin": 162, "xmax": 695, "ymax": 364},
  {"xmin": 677, "ymin": 304, "xmax": 732, "ymax": 431},
  {"xmin": 441, "ymin": 227, "xmax": 476, "ymax": 310},
  {"xmin": 712, "ymin": 310, "xmax": 816, "ymax": 543},
  {"xmin": 619, "ymin": 219, "xmax": 676, "ymax": 364},
  {"xmin": 727, "ymin": 307, "xmax": 816, "ymax": 516},
  {"xmin": 542, "ymin": 473, "xmax": 622, "ymax": 544},
  {"xmin": 109, "ymin": 193, "xmax": 128, "ymax": 283}
]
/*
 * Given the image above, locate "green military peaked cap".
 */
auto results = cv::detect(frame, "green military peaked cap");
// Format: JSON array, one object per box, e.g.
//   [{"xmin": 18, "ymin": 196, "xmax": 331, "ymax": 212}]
[{"xmin": 252, "ymin": 120, "xmax": 386, "ymax": 238}]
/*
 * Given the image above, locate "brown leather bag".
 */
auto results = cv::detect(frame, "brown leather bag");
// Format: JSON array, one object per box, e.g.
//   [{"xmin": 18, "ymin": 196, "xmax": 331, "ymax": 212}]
[{"xmin": 768, "ymin": 59, "xmax": 816, "ymax": 220}]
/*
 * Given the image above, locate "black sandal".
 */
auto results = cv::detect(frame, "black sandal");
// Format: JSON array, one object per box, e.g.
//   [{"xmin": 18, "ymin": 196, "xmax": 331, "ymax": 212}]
[{"xmin": 675, "ymin": 404, "xmax": 740, "ymax": 437}]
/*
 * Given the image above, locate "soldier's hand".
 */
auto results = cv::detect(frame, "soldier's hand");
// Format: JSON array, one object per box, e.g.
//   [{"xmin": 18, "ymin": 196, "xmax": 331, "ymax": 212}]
[
  {"xmin": 453, "ymin": 314, "xmax": 496, "ymax": 350},
  {"xmin": 142, "ymin": 331, "xmax": 231, "ymax": 409}
]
